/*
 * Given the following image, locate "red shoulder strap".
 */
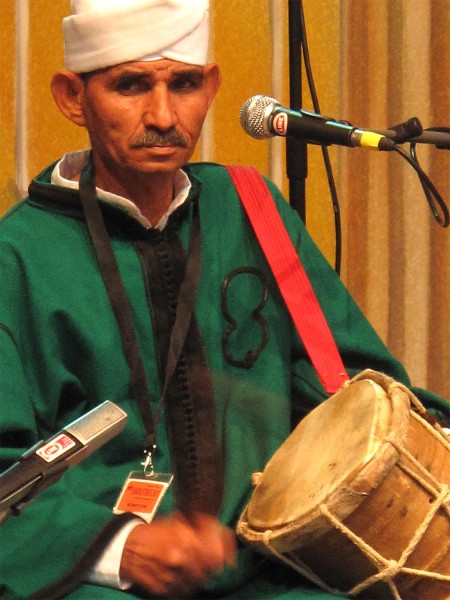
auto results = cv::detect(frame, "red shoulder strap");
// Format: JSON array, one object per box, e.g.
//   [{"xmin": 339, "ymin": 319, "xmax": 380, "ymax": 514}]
[{"xmin": 226, "ymin": 165, "xmax": 349, "ymax": 394}]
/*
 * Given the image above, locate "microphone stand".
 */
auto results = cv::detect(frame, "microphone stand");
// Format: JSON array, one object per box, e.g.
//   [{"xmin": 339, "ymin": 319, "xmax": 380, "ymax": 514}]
[
  {"xmin": 287, "ymin": 0, "xmax": 307, "ymax": 222},
  {"xmin": 285, "ymin": 1, "xmax": 449, "ymax": 233}
]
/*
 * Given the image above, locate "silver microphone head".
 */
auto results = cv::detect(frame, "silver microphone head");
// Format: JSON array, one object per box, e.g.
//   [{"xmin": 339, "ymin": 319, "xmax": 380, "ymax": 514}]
[
  {"xmin": 64, "ymin": 400, "xmax": 127, "ymax": 464},
  {"xmin": 239, "ymin": 95, "xmax": 280, "ymax": 139}
]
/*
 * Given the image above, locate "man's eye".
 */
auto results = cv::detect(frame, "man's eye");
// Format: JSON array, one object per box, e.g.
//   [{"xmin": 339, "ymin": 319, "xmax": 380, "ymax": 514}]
[
  {"xmin": 115, "ymin": 78, "xmax": 149, "ymax": 94},
  {"xmin": 171, "ymin": 75, "xmax": 204, "ymax": 92}
]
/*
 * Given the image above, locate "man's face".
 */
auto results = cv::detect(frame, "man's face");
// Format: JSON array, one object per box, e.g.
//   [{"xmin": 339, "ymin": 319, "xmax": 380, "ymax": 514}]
[{"xmin": 77, "ymin": 59, "xmax": 219, "ymax": 183}]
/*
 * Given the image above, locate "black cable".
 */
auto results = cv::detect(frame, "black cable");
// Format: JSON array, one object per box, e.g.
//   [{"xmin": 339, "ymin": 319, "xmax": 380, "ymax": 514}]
[
  {"xmin": 393, "ymin": 144, "xmax": 449, "ymax": 227},
  {"xmin": 298, "ymin": 1, "xmax": 342, "ymax": 273},
  {"xmin": 409, "ymin": 129, "xmax": 450, "ymax": 228},
  {"xmin": 295, "ymin": 3, "xmax": 449, "ymax": 271}
]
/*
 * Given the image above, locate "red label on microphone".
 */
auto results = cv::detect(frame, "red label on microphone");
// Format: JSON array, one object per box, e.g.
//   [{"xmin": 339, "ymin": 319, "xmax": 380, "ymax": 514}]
[
  {"xmin": 36, "ymin": 434, "xmax": 76, "ymax": 462},
  {"xmin": 272, "ymin": 112, "xmax": 288, "ymax": 136}
]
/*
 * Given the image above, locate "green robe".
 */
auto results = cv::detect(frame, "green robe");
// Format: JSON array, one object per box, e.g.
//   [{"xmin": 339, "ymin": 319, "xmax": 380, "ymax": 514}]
[{"xmin": 0, "ymin": 161, "xmax": 447, "ymax": 599}]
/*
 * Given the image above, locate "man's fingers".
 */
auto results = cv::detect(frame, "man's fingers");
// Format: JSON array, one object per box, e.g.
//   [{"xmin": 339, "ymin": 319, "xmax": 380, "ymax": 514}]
[{"xmin": 120, "ymin": 512, "xmax": 237, "ymax": 597}]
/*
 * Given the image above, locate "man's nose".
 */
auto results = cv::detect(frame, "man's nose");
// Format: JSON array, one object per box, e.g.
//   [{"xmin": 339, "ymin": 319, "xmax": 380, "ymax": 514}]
[{"xmin": 143, "ymin": 87, "xmax": 178, "ymax": 131}]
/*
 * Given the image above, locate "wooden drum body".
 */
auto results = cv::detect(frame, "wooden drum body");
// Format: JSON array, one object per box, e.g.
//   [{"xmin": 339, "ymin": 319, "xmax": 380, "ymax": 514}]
[{"xmin": 237, "ymin": 370, "xmax": 450, "ymax": 599}]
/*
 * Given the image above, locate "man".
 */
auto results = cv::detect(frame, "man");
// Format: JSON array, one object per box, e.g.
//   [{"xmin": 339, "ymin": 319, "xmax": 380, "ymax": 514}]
[{"xmin": 0, "ymin": 1, "xmax": 448, "ymax": 599}]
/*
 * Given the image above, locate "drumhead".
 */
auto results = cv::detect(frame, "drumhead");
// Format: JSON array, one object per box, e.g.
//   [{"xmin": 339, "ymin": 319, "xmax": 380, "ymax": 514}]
[{"xmin": 246, "ymin": 378, "xmax": 410, "ymax": 539}]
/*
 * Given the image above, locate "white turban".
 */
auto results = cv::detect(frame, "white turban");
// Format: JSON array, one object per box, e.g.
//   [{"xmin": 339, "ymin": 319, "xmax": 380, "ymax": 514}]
[{"xmin": 63, "ymin": 0, "xmax": 210, "ymax": 73}]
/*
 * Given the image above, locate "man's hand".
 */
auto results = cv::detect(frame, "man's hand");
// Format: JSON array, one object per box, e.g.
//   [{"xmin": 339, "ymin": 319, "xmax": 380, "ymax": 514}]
[{"xmin": 120, "ymin": 511, "xmax": 237, "ymax": 597}]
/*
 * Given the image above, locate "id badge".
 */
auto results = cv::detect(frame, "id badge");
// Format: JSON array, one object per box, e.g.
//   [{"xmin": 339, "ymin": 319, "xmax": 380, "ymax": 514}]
[{"xmin": 113, "ymin": 471, "xmax": 173, "ymax": 523}]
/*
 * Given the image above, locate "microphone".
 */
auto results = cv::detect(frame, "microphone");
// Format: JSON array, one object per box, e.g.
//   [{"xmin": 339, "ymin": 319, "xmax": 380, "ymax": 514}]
[
  {"xmin": 240, "ymin": 95, "xmax": 396, "ymax": 151},
  {"xmin": 0, "ymin": 401, "xmax": 127, "ymax": 516},
  {"xmin": 376, "ymin": 126, "xmax": 450, "ymax": 149}
]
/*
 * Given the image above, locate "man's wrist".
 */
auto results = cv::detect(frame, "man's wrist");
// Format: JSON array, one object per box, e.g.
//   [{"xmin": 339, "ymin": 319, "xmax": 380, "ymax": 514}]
[{"xmin": 86, "ymin": 517, "xmax": 143, "ymax": 590}]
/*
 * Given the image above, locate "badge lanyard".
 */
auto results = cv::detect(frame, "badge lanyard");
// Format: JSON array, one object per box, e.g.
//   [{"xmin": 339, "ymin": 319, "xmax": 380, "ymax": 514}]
[{"xmin": 79, "ymin": 161, "xmax": 203, "ymax": 520}]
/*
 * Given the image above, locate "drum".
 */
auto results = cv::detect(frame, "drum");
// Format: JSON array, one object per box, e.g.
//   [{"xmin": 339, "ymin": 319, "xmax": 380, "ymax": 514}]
[{"xmin": 237, "ymin": 370, "xmax": 450, "ymax": 599}]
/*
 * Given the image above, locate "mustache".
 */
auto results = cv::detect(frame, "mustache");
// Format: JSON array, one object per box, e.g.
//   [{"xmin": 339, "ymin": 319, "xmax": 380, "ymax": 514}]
[{"xmin": 131, "ymin": 129, "xmax": 188, "ymax": 148}]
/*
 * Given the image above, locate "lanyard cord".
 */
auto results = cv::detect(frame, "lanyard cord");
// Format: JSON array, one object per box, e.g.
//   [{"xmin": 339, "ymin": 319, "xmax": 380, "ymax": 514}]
[{"xmin": 79, "ymin": 160, "xmax": 202, "ymax": 453}]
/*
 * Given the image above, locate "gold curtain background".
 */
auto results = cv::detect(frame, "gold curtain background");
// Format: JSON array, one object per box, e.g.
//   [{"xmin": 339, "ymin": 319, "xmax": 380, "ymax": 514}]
[
  {"xmin": 1, "ymin": 1, "xmax": 449, "ymax": 399},
  {"xmin": 339, "ymin": 0, "xmax": 449, "ymax": 399}
]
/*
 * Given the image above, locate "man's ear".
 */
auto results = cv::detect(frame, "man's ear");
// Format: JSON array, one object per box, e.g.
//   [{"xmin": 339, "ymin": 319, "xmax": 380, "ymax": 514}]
[
  {"xmin": 51, "ymin": 71, "xmax": 87, "ymax": 127},
  {"xmin": 204, "ymin": 63, "xmax": 221, "ymax": 108}
]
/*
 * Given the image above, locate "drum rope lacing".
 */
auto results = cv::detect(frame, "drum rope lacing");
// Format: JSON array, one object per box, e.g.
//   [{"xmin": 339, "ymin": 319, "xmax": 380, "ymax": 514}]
[
  {"xmin": 241, "ymin": 374, "xmax": 450, "ymax": 598},
  {"xmin": 261, "ymin": 530, "xmax": 347, "ymax": 597},
  {"xmin": 319, "ymin": 482, "xmax": 450, "ymax": 597},
  {"xmin": 260, "ymin": 406, "xmax": 450, "ymax": 599}
]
